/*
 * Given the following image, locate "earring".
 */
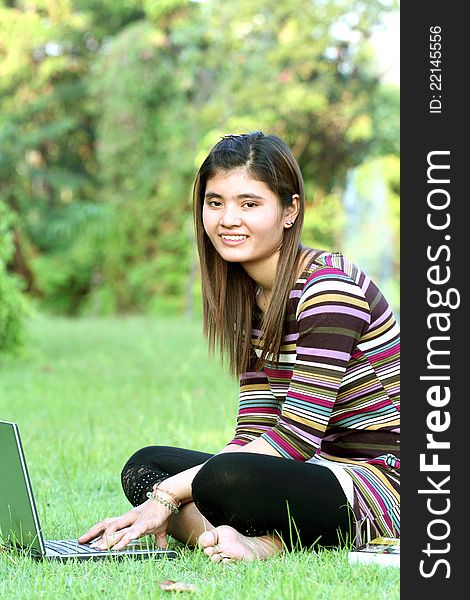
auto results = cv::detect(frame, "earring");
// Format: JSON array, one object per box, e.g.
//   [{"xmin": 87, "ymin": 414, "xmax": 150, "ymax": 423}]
[{"xmin": 285, "ymin": 219, "xmax": 294, "ymax": 227}]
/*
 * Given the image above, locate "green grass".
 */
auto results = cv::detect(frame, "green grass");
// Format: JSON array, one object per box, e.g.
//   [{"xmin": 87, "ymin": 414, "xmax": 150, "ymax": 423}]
[{"xmin": 0, "ymin": 315, "xmax": 400, "ymax": 599}]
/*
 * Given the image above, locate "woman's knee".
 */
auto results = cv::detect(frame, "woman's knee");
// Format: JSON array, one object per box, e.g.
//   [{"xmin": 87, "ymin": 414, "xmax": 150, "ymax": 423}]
[
  {"xmin": 120, "ymin": 445, "xmax": 170, "ymax": 506},
  {"xmin": 192, "ymin": 453, "xmax": 279, "ymax": 532},
  {"xmin": 121, "ymin": 445, "xmax": 165, "ymax": 472},
  {"xmin": 192, "ymin": 453, "xmax": 248, "ymax": 503}
]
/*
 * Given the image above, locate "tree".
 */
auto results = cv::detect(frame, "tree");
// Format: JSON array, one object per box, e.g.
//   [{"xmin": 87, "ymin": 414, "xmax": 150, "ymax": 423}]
[
  {"xmin": 0, "ymin": 0, "xmax": 399, "ymax": 317},
  {"xmin": 0, "ymin": 200, "xmax": 28, "ymax": 355}
]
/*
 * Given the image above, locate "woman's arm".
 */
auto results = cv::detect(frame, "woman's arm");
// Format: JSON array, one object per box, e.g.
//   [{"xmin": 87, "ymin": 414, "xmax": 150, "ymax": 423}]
[
  {"xmin": 219, "ymin": 438, "xmax": 282, "ymax": 457},
  {"xmin": 228, "ymin": 370, "xmax": 281, "ymax": 447},
  {"xmin": 259, "ymin": 266, "xmax": 371, "ymax": 461}
]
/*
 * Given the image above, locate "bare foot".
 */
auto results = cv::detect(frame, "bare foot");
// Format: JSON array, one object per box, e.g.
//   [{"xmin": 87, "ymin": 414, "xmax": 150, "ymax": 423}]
[{"xmin": 197, "ymin": 525, "xmax": 283, "ymax": 563}]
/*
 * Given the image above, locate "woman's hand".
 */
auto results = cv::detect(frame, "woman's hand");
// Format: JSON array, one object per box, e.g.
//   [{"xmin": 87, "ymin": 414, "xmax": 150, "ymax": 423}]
[{"xmin": 77, "ymin": 498, "xmax": 173, "ymax": 550}]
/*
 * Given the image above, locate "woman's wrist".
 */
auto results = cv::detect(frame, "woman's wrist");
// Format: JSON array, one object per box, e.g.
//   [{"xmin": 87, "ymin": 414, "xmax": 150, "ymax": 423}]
[
  {"xmin": 156, "ymin": 463, "xmax": 204, "ymax": 505},
  {"xmin": 152, "ymin": 484, "xmax": 182, "ymax": 508},
  {"xmin": 146, "ymin": 488, "xmax": 180, "ymax": 514}
]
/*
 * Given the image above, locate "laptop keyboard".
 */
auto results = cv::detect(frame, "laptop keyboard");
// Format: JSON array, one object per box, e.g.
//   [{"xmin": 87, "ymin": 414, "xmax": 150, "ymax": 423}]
[{"xmin": 44, "ymin": 539, "xmax": 118, "ymax": 554}]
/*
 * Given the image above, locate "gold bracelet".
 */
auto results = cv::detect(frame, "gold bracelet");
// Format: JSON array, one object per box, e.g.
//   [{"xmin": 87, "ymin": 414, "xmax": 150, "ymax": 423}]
[
  {"xmin": 146, "ymin": 491, "xmax": 179, "ymax": 514},
  {"xmin": 152, "ymin": 484, "xmax": 182, "ymax": 508}
]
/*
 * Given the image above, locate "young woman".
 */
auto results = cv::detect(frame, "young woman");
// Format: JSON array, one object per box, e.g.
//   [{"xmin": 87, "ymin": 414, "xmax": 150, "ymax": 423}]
[{"xmin": 79, "ymin": 132, "xmax": 400, "ymax": 562}]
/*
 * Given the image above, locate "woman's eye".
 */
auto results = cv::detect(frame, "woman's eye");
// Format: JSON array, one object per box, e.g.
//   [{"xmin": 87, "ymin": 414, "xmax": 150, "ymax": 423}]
[
  {"xmin": 207, "ymin": 200, "xmax": 222, "ymax": 207},
  {"xmin": 244, "ymin": 202, "xmax": 257, "ymax": 208}
]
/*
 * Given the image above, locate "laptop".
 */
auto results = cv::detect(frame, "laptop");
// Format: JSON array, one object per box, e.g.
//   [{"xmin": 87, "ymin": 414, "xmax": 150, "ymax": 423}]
[{"xmin": 0, "ymin": 420, "xmax": 178, "ymax": 561}]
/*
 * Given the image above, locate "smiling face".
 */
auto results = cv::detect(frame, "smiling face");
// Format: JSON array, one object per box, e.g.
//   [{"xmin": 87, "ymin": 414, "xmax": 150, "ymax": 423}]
[{"xmin": 202, "ymin": 168, "xmax": 299, "ymax": 286}]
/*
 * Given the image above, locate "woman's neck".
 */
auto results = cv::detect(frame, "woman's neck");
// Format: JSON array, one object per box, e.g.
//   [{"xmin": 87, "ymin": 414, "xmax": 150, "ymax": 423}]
[
  {"xmin": 244, "ymin": 247, "xmax": 313, "ymax": 313},
  {"xmin": 241, "ymin": 253, "xmax": 278, "ymax": 296},
  {"xmin": 242, "ymin": 258, "xmax": 276, "ymax": 315},
  {"xmin": 255, "ymin": 287, "xmax": 271, "ymax": 313}
]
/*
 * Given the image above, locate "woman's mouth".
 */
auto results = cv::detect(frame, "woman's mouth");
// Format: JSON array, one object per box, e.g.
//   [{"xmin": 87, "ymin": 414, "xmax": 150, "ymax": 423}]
[{"xmin": 220, "ymin": 234, "xmax": 248, "ymax": 245}]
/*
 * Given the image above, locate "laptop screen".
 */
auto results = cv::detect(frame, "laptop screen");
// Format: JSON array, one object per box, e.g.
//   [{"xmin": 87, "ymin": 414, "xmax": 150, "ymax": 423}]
[{"xmin": 0, "ymin": 421, "xmax": 44, "ymax": 555}]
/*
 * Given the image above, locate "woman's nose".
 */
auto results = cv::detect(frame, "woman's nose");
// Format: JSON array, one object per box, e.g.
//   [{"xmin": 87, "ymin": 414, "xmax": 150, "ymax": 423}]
[{"xmin": 220, "ymin": 206, "xmax": 242, "ymax": 227}]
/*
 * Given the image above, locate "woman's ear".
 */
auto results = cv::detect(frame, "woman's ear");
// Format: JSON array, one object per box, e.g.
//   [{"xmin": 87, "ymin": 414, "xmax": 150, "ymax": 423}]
[{"xmin": 284, "ymin": 194, "xmax": 300, "ymax": 228}]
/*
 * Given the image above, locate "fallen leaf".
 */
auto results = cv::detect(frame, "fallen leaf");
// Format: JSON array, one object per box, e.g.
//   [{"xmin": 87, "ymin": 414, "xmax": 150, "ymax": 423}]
[{"xmin": 159, "ymin": 579, "xmax": 197, "ymax": 593}]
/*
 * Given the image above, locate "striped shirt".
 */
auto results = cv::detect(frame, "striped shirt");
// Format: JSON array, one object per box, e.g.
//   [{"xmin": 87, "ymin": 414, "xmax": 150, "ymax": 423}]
[{"xmin": 229, "ymin": 250, "xmax": 400, "ymax": 540}]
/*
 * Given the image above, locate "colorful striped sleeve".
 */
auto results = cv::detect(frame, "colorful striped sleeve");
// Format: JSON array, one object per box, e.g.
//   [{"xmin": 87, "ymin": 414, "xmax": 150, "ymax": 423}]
[
  {"xmin": 260, "ymin": 266, "xmax": 371, "ymax": 460},
  {"xmin": 228, "ymin": 370, "xmax": 281, "ymax": 447}
]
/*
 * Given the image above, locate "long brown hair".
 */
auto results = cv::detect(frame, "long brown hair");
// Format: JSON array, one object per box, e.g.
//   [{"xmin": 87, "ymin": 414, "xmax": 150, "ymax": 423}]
[{"xmin": 193, "ymin": 131, "xmax": 310, "ymax": 376}]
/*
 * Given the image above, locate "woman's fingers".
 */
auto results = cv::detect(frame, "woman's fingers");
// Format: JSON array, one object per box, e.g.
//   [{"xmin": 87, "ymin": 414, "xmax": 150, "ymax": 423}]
[
  {"xmin": 90, "ymin": 520, "xmax": 138, "ymax": 549},
  {"xmin": 111, "ymin": 531, "xmax": 136, "ymax": 551},
  {"xmin": 88, "ymin": 519, "xmax": 167, "ymax": 551},
  {"xmin": 90, "ymin": 529, "xmax": 125, "ymax": 550},
  {"xmin": 78, "ymin": 499, "xmax": 172, "ymax": 551},
  {"xmin": 78, "ymin": 512, "xmax": 137, "ymax": 544},
  {"xmin": 78, "ymin": 517, "xmax": 115, "ymax": 543},
  {"xmin": 110, "ymin": 519, "xmax": 169, "ymax": 551},
  {"xmin": 155, "ymin": 530, "xmax": 168, "ymax": 549},
  {"xmin": 106, "ymin": 520, "xmax": 161, "ymax": 551},
  {"xmin": 111, "ymin": 524, "xmax": 149, "ymax": 551}
]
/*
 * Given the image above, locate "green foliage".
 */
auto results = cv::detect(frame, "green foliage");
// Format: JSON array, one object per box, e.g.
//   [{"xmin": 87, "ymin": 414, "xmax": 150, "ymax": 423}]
[
  {"xmin": 0, "ymin": 0, "xmax": 400, "ymax": 319},
  {"xmin": 302, "ymin": 191, "xmax": 346, "ymax": 252},
  {"xmin": 82, "ymin": 17, "xmax": 198, "ymax": 313},
  {"xmin": 0, "ymin": 0, "xmax": 100, "ymax": 322},
  {"xmin": 340, "ymin": 154, "xmax": 400, "ymax": 315},
  {"xmin": 368, "ymin": 83, "xmax": 400, "ymax": 157},
  {"xmin": 0, "ymin": 200, "xmax": 28, "ymax": 355}
]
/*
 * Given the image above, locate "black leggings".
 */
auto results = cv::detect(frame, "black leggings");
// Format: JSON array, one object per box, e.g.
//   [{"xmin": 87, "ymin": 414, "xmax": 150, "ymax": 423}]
[{"xmin": 121, "ymin": 446, "xmax": 352, "ymax": 549}]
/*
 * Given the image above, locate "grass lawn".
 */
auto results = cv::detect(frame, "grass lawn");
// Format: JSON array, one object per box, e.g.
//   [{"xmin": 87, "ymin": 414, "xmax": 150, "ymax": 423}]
[{"xmin": 0, "ymin": 314, "xmax": 400, "ymax": 599}]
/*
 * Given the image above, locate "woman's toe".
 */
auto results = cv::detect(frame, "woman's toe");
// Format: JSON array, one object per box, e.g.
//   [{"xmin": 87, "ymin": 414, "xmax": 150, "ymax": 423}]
[
  {"xmin": 210, "ymin": 551, "xmax": 222, "ymax": 563},
  {"xmin": 197, "ymin": 529, "xmax": 218, "ymax": 549},
  {"xmin": 203, "ymin": 545, "xmax": 217, "ymax": 556}
]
